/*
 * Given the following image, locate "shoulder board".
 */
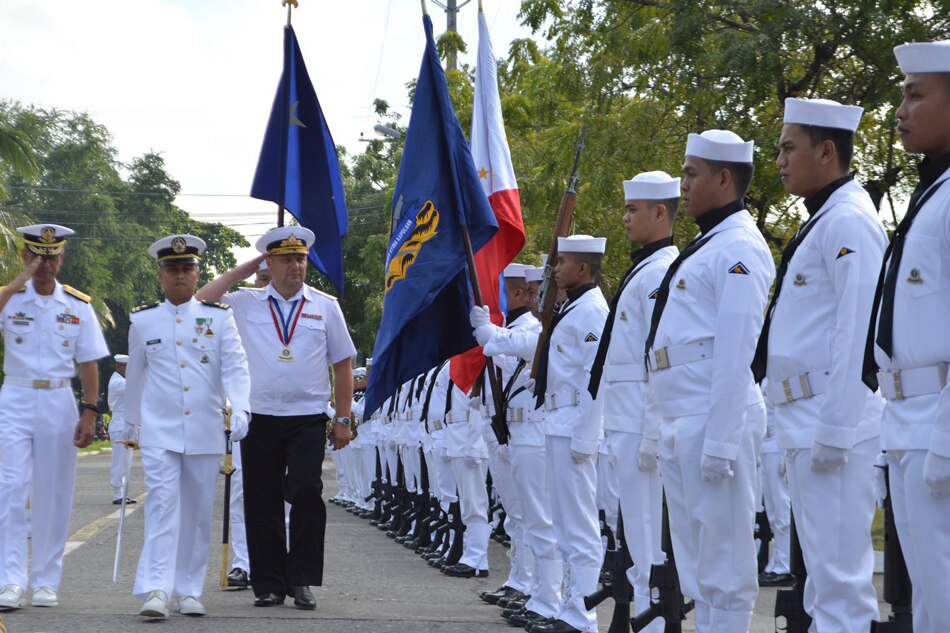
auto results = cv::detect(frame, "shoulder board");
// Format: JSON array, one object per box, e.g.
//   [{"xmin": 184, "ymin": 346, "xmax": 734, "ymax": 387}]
[
  {"xmin": 131, "ymin": 302, "xmax": 160, "ymax": 313},
  {"xmin": 62, "ymin": 284, "xmax": 91, "ymax": 303},
  {"xmin": 200, "ymin": 300, "xmax": 231, "ymax": 310},
  {"xmin": 307, "ymin": 287, "xmax": 339, "ymax": 302}
]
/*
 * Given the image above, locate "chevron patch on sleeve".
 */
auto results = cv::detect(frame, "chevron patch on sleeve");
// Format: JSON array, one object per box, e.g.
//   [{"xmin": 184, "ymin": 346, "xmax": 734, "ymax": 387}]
[
  {"xmin": 728, "ymin": 262, "xmax": 750, "ymax": 275},
  {"xmin": 584, "ymin": 332, "xmax": 599, "ymax": 343},
  {"xmin": 836, "ymin": 247, "xmax": 855, "ymax": 259},
  {"xmin": 648, "ymin": 288, "xmax": 659, "ymax": 299}
]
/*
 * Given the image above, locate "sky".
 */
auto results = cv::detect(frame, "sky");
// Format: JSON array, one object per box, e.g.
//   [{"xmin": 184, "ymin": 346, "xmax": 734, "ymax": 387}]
[{"xmin": 0, "ymin": 0, "xmax": 536, "ymax": 262}]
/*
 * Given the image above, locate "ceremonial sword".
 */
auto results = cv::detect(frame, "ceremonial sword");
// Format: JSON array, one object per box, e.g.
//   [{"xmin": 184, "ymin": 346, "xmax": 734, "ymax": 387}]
[{"xmin": 112, "ymin": 437, "xmax": 138, "ymax": 582}]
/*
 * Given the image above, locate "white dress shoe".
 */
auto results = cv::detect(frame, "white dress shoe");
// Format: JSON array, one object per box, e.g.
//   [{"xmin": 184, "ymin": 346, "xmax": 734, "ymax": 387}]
[
  {"xmin": 139, "ymin": 589, "xmax": 169, "ymax": 618},
  {"xmin": 31, "ymin": 586, "xmax": 58, "ymax": 607},
  {"xmin": 0, "ymin": 584, "xmax": 25, "ymax": 610},
  {"xmin": 178, "ymin": 595, "xmax": 205, "ymax": 616}
]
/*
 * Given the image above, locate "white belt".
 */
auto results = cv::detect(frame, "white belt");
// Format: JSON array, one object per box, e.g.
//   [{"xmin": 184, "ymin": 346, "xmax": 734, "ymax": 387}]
[
  {"xmin": 603, "ymin": 363, "xmax": 647, "ymax": 383},
  {"xmin": 433, "ymin": 419, "xmax": 444, "ymax": 431},
  {"xmin": 544, "ymin": 390, "xmax": 580, "ymax": 412},
  {"xmin": 877, "ymin": 363, "xmax": 949, "ymax": 400},
  {"xmin": 444, "ymin": 410, "xmax": 469, "ymax": 425},
  {"xmin": 506, "ymin": 407, "xmax": 542, "ymax": 423},
  {"xmin": 382, "ymin": 416, "xmax": 394, "ymax": 425},
  {"xmin": 766, "ymin": 369, "xmax": 831, "ymax": 405},
  {"xmin": 4, "ymin": 377, "xmax": 71, "ymax": 389},
  {"xmin": 647, "ymin": 338, "xmax": 714, "ymax": 371},
  {"xmin": 478, "ymin": 404, "xmax": 497, "ymax": 418}
]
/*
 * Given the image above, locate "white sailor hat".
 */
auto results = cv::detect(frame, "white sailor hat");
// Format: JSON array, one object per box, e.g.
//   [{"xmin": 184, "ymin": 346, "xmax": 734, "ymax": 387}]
[
  {"xmin": 256, "ymin": 226, "xmax": 315, "ymax": 255},
  {"xmin": 557, "ymin": 234, "xmax": 606, "ymax": 254},
  {"xmin": 503, "ymin": 263, "xmax": 528, "ymax": 279},
  {"xmin": 524, "ymin": 266, "xmax": 543, "ymax": 283},
  {"xmin": 783, "ymin": 98, "xmax": 863, "ymax": 132},
  {"xmin": 623, "ymin": 171, "xmax": 681, "ymax": 201},
  {"xmin": 148, "ymin": 234, "xmax": 206, "ymax": 265},
  {"xmin": 895, "ymin": 40, "xmax": 950, "ymax": 73},
  {"xmin": 354, "ymin": 367, "xmax": 367, "ymax": 378},
  {"xmin": 17, "ymin": 224, "xmax": 74, "ymax": 256},
  {"xmin": 685, "ymin": 130, "xmax": 754, "ymax": 163},
  {"xmin": 365, "ymin": 357, "xmax": 374, "ymax": 367},
  {"xmin": 114, "ymin": 354, "xmax": 129, "ymax": 364},
  {"xmin": 258, "ymin": 259, "xmax": 269, "ymax": 271}
]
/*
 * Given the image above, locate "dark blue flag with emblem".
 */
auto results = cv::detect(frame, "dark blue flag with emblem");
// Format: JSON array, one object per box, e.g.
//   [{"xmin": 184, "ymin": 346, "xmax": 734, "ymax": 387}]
[
  {"xmin": 251, "ymin": 25, "xmax": 347, "ymax": 293},
  {"xmin": 363, "ymin": 14, "xmax": 499, "ymax": 417}
]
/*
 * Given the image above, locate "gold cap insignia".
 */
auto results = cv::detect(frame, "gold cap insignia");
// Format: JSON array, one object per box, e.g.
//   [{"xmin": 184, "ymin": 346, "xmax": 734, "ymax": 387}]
[
  {"xmin": 281, "ymin": 234, "xmax": 303, "ymax": 248},
  {"xmin": 40, "ymin": 227, "xmax": 56, "ymax": 244},
  {"xmin": 171, "ymin": 236, "xmax": 187, "ymax": 253}
]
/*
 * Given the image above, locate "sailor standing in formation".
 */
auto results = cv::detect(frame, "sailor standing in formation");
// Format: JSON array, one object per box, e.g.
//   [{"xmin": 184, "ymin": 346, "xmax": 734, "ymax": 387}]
[{"xmin": 108, "ymin": 353, "xmax": 136, "ymax": 505}]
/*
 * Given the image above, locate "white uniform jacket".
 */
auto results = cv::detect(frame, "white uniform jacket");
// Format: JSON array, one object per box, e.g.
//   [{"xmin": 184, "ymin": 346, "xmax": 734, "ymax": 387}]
[
  {"xmin": 125, "ymin": 298, "xmax": 251, "ymax": 455},
  {"xmin": 543, "ymin": 286, "xmax": 609, "ymax": 455},
  {"xmin": 768, "ymin": 180, "xmax": 886, "ymax": 449},
  {"xmin": 602, "ymin": 245, "xmax": 679, "ymax": 437},
  {"xmin": 649, "ymin": 210, "xmax": 775, "ymax": 461},
  {"xmin": 874, "ymin": 164, "xmax": 950, "ymax": 454},
  {"xmin": 444, "ymin": 381, "xmax": 489, "ymax": 460},
  {"xmin": 108, "ymin": 371, "xmax": 127, "ymax": 431}
]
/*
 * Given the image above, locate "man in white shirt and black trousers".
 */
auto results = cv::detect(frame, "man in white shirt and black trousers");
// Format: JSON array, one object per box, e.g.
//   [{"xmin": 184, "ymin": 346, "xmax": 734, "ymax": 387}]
[{"xmin": 198, "ymin": 226, "xmax": 355, "ymax": 611}]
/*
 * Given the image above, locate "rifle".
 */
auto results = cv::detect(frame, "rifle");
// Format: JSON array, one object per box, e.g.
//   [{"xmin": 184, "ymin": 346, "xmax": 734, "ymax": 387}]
[
  {"xmin": 870, "ymin": 460, "xmax": 913, "ymax": 632},
  {"xmin": 219, "ymin": 407, "xmax": 234, "ymax": 589},
  {"xmin": 631, "ymin": 495, "xmax": 694, "ymax": 632},
  {"xmin": 755, "ymin": 508, "xmax": 774, "ymax": 575},
  {"xmin": 531, "ymin": 125, "xmax": 588, "ymax": 378},
  {"xmin": 774, "ymin": 514, "xmax": 812, "ymax": 633},
  {"xmin": 584, "ymin": 507, "xmax": 632, "ymax": 633}
]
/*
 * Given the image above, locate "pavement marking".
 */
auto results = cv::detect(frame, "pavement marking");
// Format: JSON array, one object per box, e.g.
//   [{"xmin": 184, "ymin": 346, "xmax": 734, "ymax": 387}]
[{"xmin": 63, "ymin": 493, "xmax": 147, "ymax": 556}]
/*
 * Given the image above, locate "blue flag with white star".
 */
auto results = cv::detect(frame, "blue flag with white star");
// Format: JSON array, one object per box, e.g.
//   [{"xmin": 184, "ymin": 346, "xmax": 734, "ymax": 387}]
[{"xmin": 251, "ymin": 25, "xmax": 347, "ymax": 294}]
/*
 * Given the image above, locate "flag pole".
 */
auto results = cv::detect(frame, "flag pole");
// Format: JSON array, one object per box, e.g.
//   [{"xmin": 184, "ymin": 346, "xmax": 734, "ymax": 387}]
[
  {"xmin": 421, "ymin": 0, "xmax": 427, "ymax": 15},
  {"xmin": 276, "ymin": 0, "xmax": 298, "ymax": 227},
  {"xmin": 284, "ymin": 0, "xmax": 296, "ymax": 25}
]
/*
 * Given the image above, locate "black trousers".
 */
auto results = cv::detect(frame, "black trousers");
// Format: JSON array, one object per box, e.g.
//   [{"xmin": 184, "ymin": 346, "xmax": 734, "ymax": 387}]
[{"xmin": 241, "ymin": 412, "xmax": 328, "ymax": 595}]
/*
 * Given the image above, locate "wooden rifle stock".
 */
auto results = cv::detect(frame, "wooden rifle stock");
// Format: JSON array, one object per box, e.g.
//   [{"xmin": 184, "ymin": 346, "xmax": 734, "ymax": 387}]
[{"xmin": 531, "ymin": 125, "xmax": 588, "ymax": 378}]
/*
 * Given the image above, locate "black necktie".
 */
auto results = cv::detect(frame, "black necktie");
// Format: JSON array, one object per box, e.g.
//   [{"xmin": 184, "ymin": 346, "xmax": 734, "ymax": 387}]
[
  {"xmin": 862, "ymin": 179, "xmax": 948, "ymax": 388},
  {"xmin": 643, "ymin": 234, "xmax": 715, "ymax": 356},
  {"xmin": 750, "ymin": 213, "xmax": 827, "ymax": 383},
  {"xmin": 533, "ymin": 305, "xmax": 572, "ymax": 409}
]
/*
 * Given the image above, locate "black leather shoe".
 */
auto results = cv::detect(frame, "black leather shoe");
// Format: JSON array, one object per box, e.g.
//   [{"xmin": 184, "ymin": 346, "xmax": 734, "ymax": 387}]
[
  {"xmin": 480, "ymin": 585, "xmax": 519, "ymax": 605},
  {"xmin": 253, "ymin": 592, "xmax": 285, "ymax": 607},
  {"xmin": 112, "ymin": 497, "xmax": 137, "ymax": 505},
  {"xmin": 507, "ymin": 609, "xmax": 545, "ymax": 627},
  {"xmin": 530, "ymin": 619, "xmax": 582, "ymax": 633},
  {"xmin": 441, "ymin": 563, "xmax": 489, "ymax": 578},
  {"xmin": 226, "ymin": 567, "xmax": 249, "ymax": 589},
  {"xmin": 292, "ymin": 586, "xmax": 316, "ymax": 610},
  {"xmin": 758, "ymin": 571, "xmax": 795, "ymax": 587},
  {"xmin": 526, "ymin": 617, "xmax": 557, "ymax": 632},
  {"xmin": 497, "ymin": 595, "xmax": 526, "ymax": 609}
]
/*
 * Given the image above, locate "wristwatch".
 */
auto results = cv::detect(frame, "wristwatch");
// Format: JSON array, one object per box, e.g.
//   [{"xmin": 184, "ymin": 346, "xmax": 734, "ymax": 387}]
[
  {"xmin": 81, "ymin": 403, "xmax": 99, "ymax": 415},
  {"xmin": 333, "ymin": 416, "xmax": 351, "ymax": 427}
]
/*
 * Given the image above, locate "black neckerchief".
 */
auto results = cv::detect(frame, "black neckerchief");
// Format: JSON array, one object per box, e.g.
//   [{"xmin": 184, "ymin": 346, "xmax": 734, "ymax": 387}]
[
  {"xmin": 533, "ymin": 283, "xmax": 597, "ymax": 408},
  {"xmin": 506, "ymin": 306, "xmax": 530, "ymax": 326},
  {"xmin": 803, "ymin": 174, "xmax": 853, "ymax": 217},
  {"xmin": 695, "ymin": 199, "xmax": 745, "ymax": 235},
  {"xmin": 566, "ymin": 283, "xmax": 597, "ymax": 304}
]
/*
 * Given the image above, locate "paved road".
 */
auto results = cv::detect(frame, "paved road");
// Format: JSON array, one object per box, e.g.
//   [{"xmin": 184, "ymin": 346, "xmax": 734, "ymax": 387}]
[{"xmin": 1, "ymin": 451, "xmax": 890, "ymax": 632}]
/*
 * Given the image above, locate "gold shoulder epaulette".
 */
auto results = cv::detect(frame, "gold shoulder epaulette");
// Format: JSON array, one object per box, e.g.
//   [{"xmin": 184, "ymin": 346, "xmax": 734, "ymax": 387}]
[
  {"xmin": 62, "ymin": 284, "xmax": 91, "ymax": 303},
  {"xmin": 131, "ymin": 302, "xmax": 160, "ymax": 313},
  {"xmin": 200, "ymin": 300, "xmax": 230, "ymax": 310}
]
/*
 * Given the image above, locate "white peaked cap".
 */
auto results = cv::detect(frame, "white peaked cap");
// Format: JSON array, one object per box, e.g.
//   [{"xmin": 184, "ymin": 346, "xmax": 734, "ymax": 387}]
[
  {"xmin": 685, "ymin": 129, "xmax": 754, "ymax": 163},
  {"xmin": 258, "ymin": 259, "xmax": 269, "ymax": 271},
  {"xmin": 540, "ymin": 254, "xmax": 548, "ymax": 267},
  {"xmin": 354, "ymin": 367, "xmax": 367, "ymax": 378},
  {"xmin": 783, "ymin": 98, "xmax": 863, "ymax": 132},
  {"xmin": 114, "ymin": 354, "xmax": 129, "ymax": 363},
  {"xmin": 558, "ymin": 234, "xmax": 606, "ymax": 254},
  {"xmin": 623, "ymin": 171, "xmax": 681, "ymax": 201},
  {"xmin": 524, "ymin": 267, "xmax": 543, "ymax": 283},
  {"xmin": 503, "ymin": 263, "xmax": 528, "ymax": 278},
  {"xmin": 895, "ymin": 40, "xmax": 950, "ymax": 73}
]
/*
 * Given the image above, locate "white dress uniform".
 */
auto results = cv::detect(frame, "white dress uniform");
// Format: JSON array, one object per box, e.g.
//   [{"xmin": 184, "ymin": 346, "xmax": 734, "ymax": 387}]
[
  {"xmin": 764, "ymin": 121, "xmax": 885, "ymax": 631},
  {"xmin": 597, "ymin": 224, "xmax": 678, "ymax": 629},
  {"xmin": 108, "ymin": 366, "xmax": 131, "ymax": 501},
  {"xmin": 0, "ymin": 279, "xmax": 109, "ymax": 594},
  {"xmin": 126, "ymin": 295, "xmax": 250, "ymax": 602},
  {"xmin": 756, "ymin": 381, "xmax": 791, "ymax": 577},
  {"xmin": 426, "ymin": 363, "xmax": 458, "ymax": 514},
  {"xmin": 866, "ymin": 40, "xmax": 950, "ymax": 633},
  {"xmin": 648, "ymin": 130, "xmax": 774, "ymax": 633}
]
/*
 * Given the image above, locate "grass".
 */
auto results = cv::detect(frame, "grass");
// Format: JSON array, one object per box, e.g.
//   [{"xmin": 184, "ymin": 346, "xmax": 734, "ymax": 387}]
[{"xmin": 78, "ymin": 439, "xmax": 112, "ymax": 454}]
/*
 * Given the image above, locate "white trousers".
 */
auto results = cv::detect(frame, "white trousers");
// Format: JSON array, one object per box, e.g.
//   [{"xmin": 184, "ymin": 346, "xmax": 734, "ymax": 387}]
[
  {"xmin": 384, "ymin": 442, "xmax": 399, "ymax": 485},
  {"xmin": 328, "ymin": 445, "xmax": 346, "ymax": 499},
  {"xmin": 659, "ymin": 403, "xmax": 763, "ymax": 633},
  {"xmin": 0, "ymin": 385, "xmax": 78, "ymax": 590},
  {"xmin": 785, "ymin": 438, "xmax": 878, "ymax": 633},
  {"xmin": 401, "ymin": 443, "xmax": 420, "ymax": 494},
  {"xmin": 887, "ymin": 449, "xmax": 950, "ymax": 633},
  {"xmin": 451, "ymin": 456, "xmax": 490, "ymax": 570},
  {"xmin": 133, "ymin": 448, "xmax": 219, "ymax": 600},
  {"xmin": 349, "ymin": 444, "xmax": 367, "ymax": 506},
  {"xmin": 759, "ymin": 451, "xmax": 791, "ymax": 574},
  {"xmin": 109, "ymin": 422, "xmax": 130, "ymax": 499},
  {"xmin": 546, "ymin": 435, "xmax": 600, "ymax": 633},
  {"xmin": 596, "ymin": 447, "xmax": 620, "ymax": 535},
  {"xmin": 435, "ymin": 451, "xmax": 459, "ymax": 505},
  {"xmin": 607, "ymin": 430, "xmax": 664, "ymax": 629},
  {"xmin": 229, "ymin": 443, "xmax": 248, "ymax": 572},
  {"xmin": 488, "ymin": 449, "xmax": 531, "ymax": 594},
  {"xmin": 361, "ymin": 446, "xmax": 378, "ymax": 510}
]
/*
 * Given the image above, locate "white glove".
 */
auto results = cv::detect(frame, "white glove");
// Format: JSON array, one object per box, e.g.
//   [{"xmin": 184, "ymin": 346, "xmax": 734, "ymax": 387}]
[
  {"xmin": 571, "ymin": 450, "xmax": 593, "ymax": 464},
  {"xmin": 700, "ymin": 454, "xmax": 734, "ymax": 483},
  {"xmin": 873, "ymin": 453, "xmax": 888, "ymax": 509},
  {"xmin": 120, "ymin": 424, "xmax": 136, "ymax": 442},
  {"xmin": 464, "ymin": 455, "xmax": 482, "ymax": 467},
  {"xmin": 495, "ymin": 444, "xmax": 511, "ymax": 463},
  {"xmin": 637, "ymin": 438, "xmax": 659, "ymax": 472},
  {"xmin": 469, "ymin": 304, "xmax": 491, "ymax": 329},
  {"xmin": 474, "ymin": 324, "xmax": 494, "ymax": 347},
  {"xmin": 230, "ymin": 410, "xmax": 249, "ymax": 442},
  {"xmin": 922, "ymin": 450, "xmax": 950, "ymax": 499},
  {"xmin": 810, "ymin": 441, "xmax": 848, "ymax": 473}
]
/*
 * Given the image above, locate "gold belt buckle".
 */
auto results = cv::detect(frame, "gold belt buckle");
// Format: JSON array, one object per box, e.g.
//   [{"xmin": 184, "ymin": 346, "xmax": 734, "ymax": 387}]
[
  {"xmin": 798, "ymin": 374, "xmax": 813, "ymax": 399},
  {"xmin": 33, "ymin": 379, "xmax": 51, "ymax": 389},
  {"xmin": 653, "ymin": 348, "xmax": 670, "ymax": 370},
  {"xmin": 892, "ymin": 371, "xmax": 904, "ymax": 400},
  {"xmin": 782, "ymin": 378, "xmax": 794, "ymax": 403}
]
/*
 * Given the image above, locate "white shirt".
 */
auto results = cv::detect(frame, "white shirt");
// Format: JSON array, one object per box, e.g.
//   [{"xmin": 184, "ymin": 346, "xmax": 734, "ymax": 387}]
[
  {"xmin": 125, "ymin": 297, "xmax": 251, "ymax": 455},
  {"xmin": 1, "ymin": 280, "xmax": 108, "ymax": 379},
  {"xmin": 108, "ymin": 371, "xmax": 127, "ymax": 428},
  {"xmin": 649, "ymin": 210, "xmax": 775, "ymax": 461},
  {"xmin": 767, "ymin": 180, "xmax": 886, "ymax": 449},
  {"xmin": 225, "ymin": 284, "xmax": 356, "ymax": 416}
]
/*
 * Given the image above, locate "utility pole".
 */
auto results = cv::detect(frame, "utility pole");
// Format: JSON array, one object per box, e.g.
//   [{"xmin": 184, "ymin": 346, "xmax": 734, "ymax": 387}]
[{"xmin": 431, "ymin": 0, "xmax": 472, "ymax": 70}]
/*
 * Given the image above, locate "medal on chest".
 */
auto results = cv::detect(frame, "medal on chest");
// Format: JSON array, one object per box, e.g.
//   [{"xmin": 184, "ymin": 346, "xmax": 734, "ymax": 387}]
[{"xmin": 269, "ymin": 296, "xmax": 306, "ymax": 362}]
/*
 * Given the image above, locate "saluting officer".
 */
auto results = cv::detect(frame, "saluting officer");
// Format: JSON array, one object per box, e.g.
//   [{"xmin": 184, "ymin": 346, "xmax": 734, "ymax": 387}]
[
  {"xmin": 126, "ymin": 234, "xmax": 251, "ymax": 619},
  {"xmin": 0, "ymin": 224, "xmax": 109, "ymax": 611},
  {"xmin": 197, "ymin": 226, "xmax": 355, "ymax": 610},
  {"xmin": 864, "ymin": 40, "xmax": 950, "ymax": 632},
  {"xmin": 754, "ymin": 98, "xmax": 885, "ymax": 632},
  {"xmin": 645, "ymin": 131, "xmax": 774, "ymax": 633},
  {"xmin": 588, "ymin": 171, "xmax": 680, "ymax": 632}
]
